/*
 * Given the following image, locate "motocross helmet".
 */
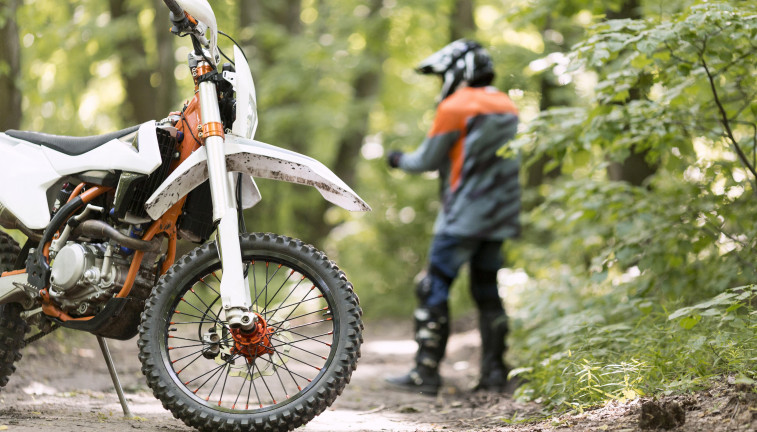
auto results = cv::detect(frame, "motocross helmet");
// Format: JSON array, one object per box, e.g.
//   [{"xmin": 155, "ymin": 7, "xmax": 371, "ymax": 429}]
[{"xmin": 416, "ymin": 39, "xmax": 495, "ymax": 102}]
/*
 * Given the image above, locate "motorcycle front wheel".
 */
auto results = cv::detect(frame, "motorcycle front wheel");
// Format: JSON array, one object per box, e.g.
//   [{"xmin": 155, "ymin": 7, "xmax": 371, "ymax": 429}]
[{"xmin": 138, "ymin": 233, "xmax": 363, "ymax": 432}]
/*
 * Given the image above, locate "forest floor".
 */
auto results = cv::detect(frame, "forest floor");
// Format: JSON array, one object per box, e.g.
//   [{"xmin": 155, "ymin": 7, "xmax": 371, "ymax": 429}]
[{"xmin": 0, "ymin": 318, "xmax": 754, "ymax": 432}]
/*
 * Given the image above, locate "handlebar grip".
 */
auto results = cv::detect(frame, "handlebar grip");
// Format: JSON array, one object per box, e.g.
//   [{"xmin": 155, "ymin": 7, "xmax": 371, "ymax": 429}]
[{"xmin": 163, "ymin": 0, "xmax": 184, "ymax": 18}]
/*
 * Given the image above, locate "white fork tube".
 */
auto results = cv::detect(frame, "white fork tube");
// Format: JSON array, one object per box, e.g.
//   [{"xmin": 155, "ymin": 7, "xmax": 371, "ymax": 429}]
[{"xmin": 198, "ymin": 76, "xmax": 253, "ymax": 326}]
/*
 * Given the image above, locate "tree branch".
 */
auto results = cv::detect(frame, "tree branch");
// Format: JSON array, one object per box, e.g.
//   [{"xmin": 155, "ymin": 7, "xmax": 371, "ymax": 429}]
[
  {"xmin": 701, "ymin": 55, "xmax": 757, "ymax": 193},
  {"xmin": 713, "ymin": 47, "xmax": 757, "ymax": 77}
]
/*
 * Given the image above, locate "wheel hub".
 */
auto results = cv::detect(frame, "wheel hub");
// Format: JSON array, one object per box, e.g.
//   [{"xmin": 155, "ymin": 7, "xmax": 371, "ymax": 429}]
[{"xmin": 229, "ymin": 313, "xmax": 275, "ymax": 361}]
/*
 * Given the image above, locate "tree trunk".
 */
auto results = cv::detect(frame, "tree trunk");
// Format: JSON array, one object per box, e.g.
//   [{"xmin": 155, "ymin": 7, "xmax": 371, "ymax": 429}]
[
  {"xmin": 526, "ymin": 18, "xmax": 564, "ymax": 188},
  {"xmin": 153, "ymin": 0, "xmax": 176, "ymax": 116},
  {"xmin": 0, "ymin": 0, "xmax": 22, "ymax": 131},
  {"xmin": 605, "ymin": 0, "xmax": 642, "ymax": 20},
  {"xmin": 605, "ymin": 0, "xmax": 656, "ymax": 186},
  {"xmin": 450, "ymin": 0, "xmax": 475, "ymax": 41},
  {"xmin": 110, "ymin": 0, "xmax": 159, "ymax": 124},
  {"xmin": 238, "ymin": 0, "xmax": 309, "ymax": 240},
  {"xmin": 307, "ymin": 0, "xmax": 389, "ymax": 241}
]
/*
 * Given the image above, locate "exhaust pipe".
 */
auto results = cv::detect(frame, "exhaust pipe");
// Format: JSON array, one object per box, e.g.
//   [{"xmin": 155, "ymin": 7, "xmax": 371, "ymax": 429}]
[{"xmin": 73, "ymin": 220, "xmax": 162, "ymax": 252}]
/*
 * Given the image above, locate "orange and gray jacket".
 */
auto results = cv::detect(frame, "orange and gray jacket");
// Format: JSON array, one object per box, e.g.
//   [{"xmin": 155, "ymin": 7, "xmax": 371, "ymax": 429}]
[{"xmin": 398, "ymin": 86, "xmax": 520, "ymax": 240}]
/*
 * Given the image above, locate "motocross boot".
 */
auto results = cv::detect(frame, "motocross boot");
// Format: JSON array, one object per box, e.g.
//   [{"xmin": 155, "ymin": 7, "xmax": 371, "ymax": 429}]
[
  {"xmin": 386, "ymin": 304, "xmax": 449, "ymax": 395},
  {"xmin": 473, "ymin": 308, "xmax": 510, "ymax": 392}
]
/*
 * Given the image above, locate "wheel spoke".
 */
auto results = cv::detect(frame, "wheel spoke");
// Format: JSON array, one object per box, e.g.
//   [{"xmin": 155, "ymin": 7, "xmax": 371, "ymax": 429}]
[
  {"xmin": 231, "ymin": 361, "xmax": 249, "ymax": 410},
  {"xmin": 171, "ymin": 349, "xmax": 206, "ymax": 364},
  {"xmin": 169, "ymin": 335, "xmax": 208, "ymax": 343},
  {"xmin": 252, "ymin": 360, "xmax": 278, "ymax": 404},
  {"xmin": 184, "ymin": 358, "xmax": 229, "ymax": 388},
  {"xmin": 179, "ymin": 296, "xmax": 223, "ymax": 325},
  {"xmin": 270, "ymin": 337, "xmax": 328, "ymax": 360},
  {"xmin": 271, "ymin": 330, "xmax": 333, "ymax": 346},
  {"xmin": 247, "ymin": 359, "xmax": 263, "ymax": 409},
  {"xmin": 169, "ymin": 342, "xmax": 213, "ymax": 350},
  {"xmin": 170, "ymin": 320, "xmax": 219, "ymax": 325},
  {"xmin": 270, "ymin": 346, "xmax": 304, "ymax": 391},
  {"xmin": 173, "ymin": 310, "xmax": 220, "ymax": 323},
  {"xmin": 285, "ymin": 318, "xmax": 334, "ymax": 332},
  {"xmin": 270, "ymin": 307, "xmax": 331, "ymax": 328},
  {"xmin": 173, "ymin": 351, "xmax": 205, "ymax": 373},
  {"xmin": 264, "ymin": 348, "xmax": 323, "ymax": 372},
  {"xmin": 253, "ymin": 354, "xmax": 315, "ymax": 383},
  {"xmin": 263, "ymin": 294, "xmax": 322, "ymax": 319},
  {"xmin": 204, "ymin": 362, "xmax": 228, "ymax": 402},
  {"xmin": 262, "ymin": 272, "xmax": 304, "ymax": 316},
  {"xmin": 271, "ymin": 356, "xmax": 290, "ymax": 398},
  {"xmin": 274, "ymin": 329, "xmax": 334, "ymax": 347},
  {"xmin": 251, "ymin": 261, "xmax": 259, "ymax": 312},
  {"xmin": 189, "ymin": 285, "xmax": 223, "ymax": 322},
  {"xmin": 217, "ymin": 362, "xmax": 232, "ymax": 407}
]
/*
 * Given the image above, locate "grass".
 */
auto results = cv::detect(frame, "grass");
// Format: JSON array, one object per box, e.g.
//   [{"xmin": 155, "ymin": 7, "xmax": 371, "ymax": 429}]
[{"xmin": 507, "ymin": 276, "xmax": 757, "ymax": 412}]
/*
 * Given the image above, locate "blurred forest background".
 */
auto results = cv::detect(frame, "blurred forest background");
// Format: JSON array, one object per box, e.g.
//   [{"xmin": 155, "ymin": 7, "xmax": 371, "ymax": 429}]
[{"xmin": 1, "ymin": 0, "xmax": 756, "ymax": 413}]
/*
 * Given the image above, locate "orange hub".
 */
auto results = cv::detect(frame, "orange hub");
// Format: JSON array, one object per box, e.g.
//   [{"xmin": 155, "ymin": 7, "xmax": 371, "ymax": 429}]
[{"xmin": 229, "ymin": 313, "xmax": 275, "ymax": 361}]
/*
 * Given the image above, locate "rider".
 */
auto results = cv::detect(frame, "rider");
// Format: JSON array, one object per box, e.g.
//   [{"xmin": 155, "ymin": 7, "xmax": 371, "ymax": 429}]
[{"xmin": 385, "ymin": 39, "xmax": 520, "ymax": 395}]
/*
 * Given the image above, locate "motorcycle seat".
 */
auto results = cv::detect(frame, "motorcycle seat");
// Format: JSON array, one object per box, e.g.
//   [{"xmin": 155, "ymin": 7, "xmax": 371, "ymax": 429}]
[{"xmin": 5, "ymin": 125, "xmax": 141, "ymax": 156}]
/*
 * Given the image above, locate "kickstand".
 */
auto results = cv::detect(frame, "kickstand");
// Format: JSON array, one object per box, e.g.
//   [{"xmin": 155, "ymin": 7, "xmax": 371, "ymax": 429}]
[{"xmin": 96, "ymin": 336, "xmax": 134, "ymax": 418}]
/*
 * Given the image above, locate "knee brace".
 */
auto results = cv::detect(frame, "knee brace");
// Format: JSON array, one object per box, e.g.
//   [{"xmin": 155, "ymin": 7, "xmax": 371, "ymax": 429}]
[{"xmin": 413, "ymin": 304, "xmax": 450, "ymax": 369}]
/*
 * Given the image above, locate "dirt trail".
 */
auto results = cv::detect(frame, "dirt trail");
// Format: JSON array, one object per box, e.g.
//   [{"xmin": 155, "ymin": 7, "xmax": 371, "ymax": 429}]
[{"xmin": 0, "ymin": 319, "xmax": 754, "ymax": 431}]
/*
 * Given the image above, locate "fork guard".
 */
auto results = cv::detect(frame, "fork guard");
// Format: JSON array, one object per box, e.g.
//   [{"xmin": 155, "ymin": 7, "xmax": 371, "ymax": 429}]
[{"xmin": 144, "ymin": 134, "xmax": 371, "ymax": 220}]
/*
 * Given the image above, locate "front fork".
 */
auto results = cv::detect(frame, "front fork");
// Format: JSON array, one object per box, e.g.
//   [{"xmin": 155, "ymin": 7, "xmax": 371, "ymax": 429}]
[{"xmin": 198, "ymin": 63, "xmax": 255, "ymax": 329}]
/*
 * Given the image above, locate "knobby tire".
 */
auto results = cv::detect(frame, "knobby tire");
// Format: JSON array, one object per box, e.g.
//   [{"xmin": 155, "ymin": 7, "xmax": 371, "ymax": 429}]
[
  {"xmin": 0, "ymin": 231, "xmax": 29, "ymax": 388},
  {"xmin": 138, "ymin": 233, "xmax": 363, "ymax": 432}
]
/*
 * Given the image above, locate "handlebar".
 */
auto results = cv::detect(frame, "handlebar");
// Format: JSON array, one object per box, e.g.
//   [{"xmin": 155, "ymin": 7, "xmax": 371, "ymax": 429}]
[
  {"xmin": 162, "ymin": 0, "xmax": 213, "ymax": 59},
  {"xmin": 163, "ymin": 0, "xmax": 184, "ymax": 17},
  {"xmin": 163, "ymin": 0, "xmax": 205, "ymax": 46}
]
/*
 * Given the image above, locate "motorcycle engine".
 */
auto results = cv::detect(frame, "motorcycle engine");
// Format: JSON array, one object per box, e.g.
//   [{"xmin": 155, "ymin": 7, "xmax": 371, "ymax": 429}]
[{"xmin": 48, "ymin": 242, "xmax": 142, "ymax": 316}]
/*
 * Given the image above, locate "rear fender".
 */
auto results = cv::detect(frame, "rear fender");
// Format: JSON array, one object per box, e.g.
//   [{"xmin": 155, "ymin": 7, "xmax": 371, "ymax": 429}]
[{"xmin": 144, "ymin": 134, "xmax": 371, "ymax": 220}]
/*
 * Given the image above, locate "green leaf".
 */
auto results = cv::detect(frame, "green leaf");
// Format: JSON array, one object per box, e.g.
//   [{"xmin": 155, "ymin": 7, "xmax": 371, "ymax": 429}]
[
  {"xmin": 677, "ymin": 63, "xmax": 692, "ymax": 76},
  {"xmin": 630, "ymin": 54, "xmax": 652, "ymax": 69},
  {"xmin": 592, "ymin": 48, "xmax": 611, "ymax": 64},
  {"xmin": 590, "ymin": 271, "xmax": 608, "ymax": 283},
  {"xmin": 638, "ymin": 301, "xmax": 654, "ymax": 314},
  {"xmin": 734, "ymin": 376, "xmax": 756, "ymax": 386},
  {"xmin": 678, "ymin": 314, "xmax": 702, "ymax": 330},
  {"xmin": 653, "ymin": 50, "xmax": 671, "ymax": 62}
]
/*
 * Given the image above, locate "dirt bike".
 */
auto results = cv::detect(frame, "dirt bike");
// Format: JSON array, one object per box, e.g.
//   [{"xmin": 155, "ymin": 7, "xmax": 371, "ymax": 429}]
[{"xmin": 0, "ymin": 0, "xmax": 370, "ymax": 430}]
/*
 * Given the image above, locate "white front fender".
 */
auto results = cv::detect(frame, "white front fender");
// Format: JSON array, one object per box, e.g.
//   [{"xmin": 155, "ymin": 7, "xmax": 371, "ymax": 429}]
[{"xmin": 144, "ymin": 134, "xmax": 371, "ymax": 220}]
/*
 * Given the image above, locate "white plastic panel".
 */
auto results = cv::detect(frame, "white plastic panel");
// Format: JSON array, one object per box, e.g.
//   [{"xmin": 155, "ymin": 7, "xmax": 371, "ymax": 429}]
[
  {"xmin": 144, "ymin": 134, "xmax": 371, "ymax": 220},
  {"xmin": 42, "ymin": 121, "xmax": 162, "ymax": 176},
  {"xmin": 231, "ymin": 45, "xmax": 258, "ymax": 139},
  {"xmin": 0, "ymin": 134, "xmax": 64, "ymax": 229},
  {"xmin": 143, "ymin": 145, "xmax": 263, "ymax": 220}
]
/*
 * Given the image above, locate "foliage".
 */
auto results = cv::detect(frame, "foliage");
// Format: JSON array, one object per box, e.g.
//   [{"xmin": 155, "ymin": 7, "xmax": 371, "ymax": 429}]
[
  {"xmin": 509, "ymin": 281, "xmax": 757, "ymax": 410},
  {"xmin": 506, "ymin": 0, "xmax": 757, "ymax": 412},
  {"xmin": 512, "ymin": 2, "xmax": 757, "ymax": 176}
]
